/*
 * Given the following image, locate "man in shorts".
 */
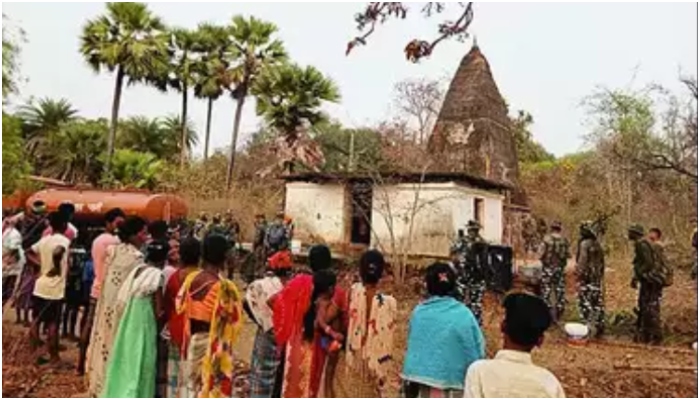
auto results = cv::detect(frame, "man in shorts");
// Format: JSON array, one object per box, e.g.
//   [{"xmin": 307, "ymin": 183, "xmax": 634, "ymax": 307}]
[{"xmin": 27, "ymin": 212, "xmax": 71, "ymax": 364}]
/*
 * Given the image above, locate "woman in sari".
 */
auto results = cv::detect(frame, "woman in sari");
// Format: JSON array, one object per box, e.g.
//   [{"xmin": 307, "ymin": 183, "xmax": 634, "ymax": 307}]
[
  {"xmin": 245, "ymin": 249, "xmax": 292, "ymax": 398},
  {"xmin": 87, "ymin": 216, "xmax": 148, "ymax": 397},
  {"xmin": 401, "ymin": 263, "xmax": 485, "ymax": 398},
  {"xmin": 175, "ymin": 234, "xmax": 242, "ymax": 398},
  {"xmin": 163, "ymin": 237, "xmax": 201, "ymax": 398},
  {"xmin": 273, "ymin": 245, "xmax": 347, "ymax": 398},
  {"xmin": 102, "ymin": 241, "xmax": 166, "ymax": 397},
  {"xmin": 336, "ymin": 250, "xmax": 397, "ymax": 398}
]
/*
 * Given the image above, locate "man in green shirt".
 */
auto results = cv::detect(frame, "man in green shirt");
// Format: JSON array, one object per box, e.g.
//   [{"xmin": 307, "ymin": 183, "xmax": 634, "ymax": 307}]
[{"xmin": 629, "ymin": 224, "xmax": 663, "ymax": 345}]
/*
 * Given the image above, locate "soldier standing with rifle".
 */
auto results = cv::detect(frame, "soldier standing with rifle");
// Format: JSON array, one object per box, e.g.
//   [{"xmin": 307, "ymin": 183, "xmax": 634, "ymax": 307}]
[
  {"xmin": 452, "ymin": 220, "xmax": 488, "ymax": 325},
  {"xmin": 575, "ymin": 221, "xmax": 606, "ymax": 338},
  {"xmin": 540, "ymin": 221, "xmax": 570, "ymax": 321}
]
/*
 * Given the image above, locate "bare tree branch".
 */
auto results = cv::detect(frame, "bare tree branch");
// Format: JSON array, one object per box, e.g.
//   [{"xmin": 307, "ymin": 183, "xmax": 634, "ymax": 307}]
[
  {"xmin": 347, "ymin": 2, "xmax": 475, "ymax": 62},
  {"xmin": 392, "ymin": 77, "xmax": 445, "ymax": 143}
]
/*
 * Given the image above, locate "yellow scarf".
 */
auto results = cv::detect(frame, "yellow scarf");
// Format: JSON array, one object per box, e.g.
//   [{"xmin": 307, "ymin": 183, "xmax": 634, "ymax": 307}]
[{"xmin": 176, "ymin": 272, "xmax": 243, "ymax": 398}]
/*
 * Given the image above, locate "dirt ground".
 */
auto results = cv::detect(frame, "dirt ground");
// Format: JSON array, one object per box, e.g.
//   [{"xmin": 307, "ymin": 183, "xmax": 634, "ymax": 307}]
[{"xmin": 2, "ymin": 263, "xmax": 697, "ymax": 398}]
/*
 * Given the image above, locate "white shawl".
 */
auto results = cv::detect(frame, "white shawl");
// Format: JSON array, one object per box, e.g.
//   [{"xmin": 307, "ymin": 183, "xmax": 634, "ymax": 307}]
[{"xmin": 117, "ymin": 264, "xmax": 163, "ymax": 306}]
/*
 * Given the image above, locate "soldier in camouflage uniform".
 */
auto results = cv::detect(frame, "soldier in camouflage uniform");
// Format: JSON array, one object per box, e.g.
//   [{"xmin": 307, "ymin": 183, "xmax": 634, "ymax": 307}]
[
  {"xmin": 451, "ymin": 220, "xmax": 488, "ymax": 325},
  {"xmin": 540, "ymin": 221, "xmax": 570, "ymax": 321},
  {"xmin": 246, "ymin": 214, "xmax": 268, "ymax": 284},
  {"xmin": 628, "ymin": 224, "xmax": 664, "ymax": 345},
  {"xmin": 575, "ymin": 221, "xmax": 606, "ymax": 337}
]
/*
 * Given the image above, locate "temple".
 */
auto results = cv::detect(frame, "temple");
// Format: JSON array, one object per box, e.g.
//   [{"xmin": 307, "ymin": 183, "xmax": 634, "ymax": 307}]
[{"xmin": 428, "ymin": 43, "xmax": 530, "ymax": 249}]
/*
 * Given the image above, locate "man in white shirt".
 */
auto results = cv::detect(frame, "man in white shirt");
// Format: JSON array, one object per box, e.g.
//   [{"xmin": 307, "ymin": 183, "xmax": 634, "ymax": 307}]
[
  {"xmin": 2, "ymin": 219, "xmax": 25, "ymax": 307},
  {"xmin": 464, "ymin": 293, "xmax": 565, "ymax": 398},
  {"xmin": 27, "ymin": 212, "xmax": 71, "ymax": 364}
]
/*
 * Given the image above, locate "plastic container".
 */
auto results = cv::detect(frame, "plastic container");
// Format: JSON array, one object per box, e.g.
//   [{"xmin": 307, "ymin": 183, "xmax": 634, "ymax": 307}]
[{"xmin": 565, "ymin": 323, "xmax": 590, "ymax": 346}]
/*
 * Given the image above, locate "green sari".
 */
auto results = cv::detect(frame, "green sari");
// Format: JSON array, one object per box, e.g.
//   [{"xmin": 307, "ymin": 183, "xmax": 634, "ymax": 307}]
[{"xmin": 102, "ymin": 265, "xmax": 162, "ymax": 398}]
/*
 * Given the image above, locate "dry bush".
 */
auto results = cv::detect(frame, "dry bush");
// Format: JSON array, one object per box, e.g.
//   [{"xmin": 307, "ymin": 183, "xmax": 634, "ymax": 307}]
[{"xmin": 160, "ymin": 148, "xmax": 284, "ymax": 241}]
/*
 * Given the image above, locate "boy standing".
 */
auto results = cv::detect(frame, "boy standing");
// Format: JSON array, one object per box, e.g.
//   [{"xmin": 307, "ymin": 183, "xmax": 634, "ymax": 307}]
[{"xmin": 464, "ymin": 293, "xmax": 565, "ymax": 398}]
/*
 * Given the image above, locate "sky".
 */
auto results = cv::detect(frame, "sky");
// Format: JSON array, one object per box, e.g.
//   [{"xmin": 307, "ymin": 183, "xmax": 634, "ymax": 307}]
[{"xmin": 3, "ymin": 2, "xmax": 697, "ymax": 157}]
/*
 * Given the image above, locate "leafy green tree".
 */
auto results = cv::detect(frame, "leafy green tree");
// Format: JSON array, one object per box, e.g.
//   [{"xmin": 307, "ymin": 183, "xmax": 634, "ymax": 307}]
[
  {"xmin": 80, "ymin": 2, "xmax": 168, "ymax": 172},
  {"xmin": 194, "ymin": 24, "xmax": 231, "ymax": 161},
  {"xmin": 117, "ymin": 116, "xmax": 166, "ymax": 157},
  {"xmin": 314, "ymin": 122, "xmax": 382, "ymax": 172},
  {"xmin": 225, "ymin": 15, "xmax": 287, "ymax": 190},
  {"xmin": 2, "ymin": 113, "xmax": 29, "ymax": 194},
  {"xmin": 42, "ymin": 119, "xmax": 108, "ymax": 184},
  {"xmin": 510, "ymin": 110, "xmax": 555, "ymax": 165},
  {"xmin": 2, "ymin": 14, "xmax": 24, "ymax": 100},
  {"xmin": 17, "ymin": 97, "xmax": 79, "ymax": 158},
  {"xmin": 161, "ymin": 114, "xmax": 198, "ymax": 161},
  {"xmin": 254, "ymin": 63, "xmax": 341, "ymax": 137},
  {"xmin": 117, "ymin": 115, "xmax": 197, "ymax": 162},
  {"xmin": 584, "ymin": 81, "xmax": 697, "ymax": 180},
  {"xmin": 104, "ymin": 149, "xmax": 164, "ymax": 190}
]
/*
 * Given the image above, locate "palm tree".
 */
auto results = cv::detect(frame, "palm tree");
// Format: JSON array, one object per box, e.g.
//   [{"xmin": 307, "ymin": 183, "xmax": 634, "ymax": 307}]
[
  {"xmin": 116, "ymin": 115, "xmax": 197, "ymax": 162},
  {"xmin": 117, "ymin": 116, "xmax": 166, "ymax": 157},
  {"xmin": 107, "ymin": 148, "xmax": 164, "ymax": 190},
  {"xmin": 254, "ymin": 64, "xmax": 341, "ymax": 173},
  {"xmin": 224, "ymin": 15, "xmax": 287, "ymax": 190},
  {"xmin": 167, "ymin": 28, "xmax": 201, "ymax": 167},
  {"xmin": 80, "ymin": 2, "xmax": 168, "ymax": 173},
  {"xmin": 42, "ymin": 118, "xmax": 108, "ymax": 184},
  {"xmin": 254, "ymin": 63, "xmax": 341, "ymax": 137},
  {"xmin": 193, "ymin": 24, "xmax": 231, "ymax": 161},
  {"xmin": 161, "ymin": 114, "xmax": 198, "ymax": 161},
  {"xmin": 17, "ymin": 97, "xmax": 79, "ymax": 157}
]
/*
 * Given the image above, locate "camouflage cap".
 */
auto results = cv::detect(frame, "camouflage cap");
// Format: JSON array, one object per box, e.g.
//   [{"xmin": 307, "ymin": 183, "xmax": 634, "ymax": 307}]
[
  {"xmin": 551, "ymin": 221, "xmax": 563, "ymax": 230},
  {"xmin": 628, "ymin": 223, "xmax": 645, "ymax": 236}
]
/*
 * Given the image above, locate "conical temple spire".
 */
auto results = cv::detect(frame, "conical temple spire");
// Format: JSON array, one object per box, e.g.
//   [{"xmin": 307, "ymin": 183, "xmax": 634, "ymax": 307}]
[{"xmin": 427, "ymin": 44, "xmax": 527, "ymax": 206}]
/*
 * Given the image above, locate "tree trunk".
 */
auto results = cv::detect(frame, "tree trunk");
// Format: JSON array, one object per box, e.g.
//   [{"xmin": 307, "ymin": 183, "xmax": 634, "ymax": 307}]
[
  {"xmin": 226, "ymin": 90, "xmax": 247, "ymax": 191},
  {"xmin": 105, "ymin": 65, "xmax": 125, "ymax": 174},
  {"xmin": 203, "ymin": 97, "xmax": 214, "ymax": 161},
  {"xmin": 180, "ymin": 83, "xmax": 189, "ymax": 168}
]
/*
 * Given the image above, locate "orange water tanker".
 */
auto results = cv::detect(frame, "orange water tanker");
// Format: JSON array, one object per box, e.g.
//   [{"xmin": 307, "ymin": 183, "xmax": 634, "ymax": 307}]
[{"xmin": 26, "ymin": 189, "xmax": 188, "ymax": 222}]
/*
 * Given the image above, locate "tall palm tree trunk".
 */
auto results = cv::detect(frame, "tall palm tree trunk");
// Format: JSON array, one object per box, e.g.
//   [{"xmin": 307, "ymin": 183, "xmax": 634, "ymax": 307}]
[
  {"xmin": 180, "ymin": 84, "xmax": 189, "ymax": 168},
  {"xmin": 204, "ymin": 97, "xmax": 213, "ymax": 161},
  {"xmin": 226, "ymin": 87, "xmax": 247, "ymax": 191},
  {"xmin": 106, "ymin": 65, "xmax": 125, "ymax": 174}
]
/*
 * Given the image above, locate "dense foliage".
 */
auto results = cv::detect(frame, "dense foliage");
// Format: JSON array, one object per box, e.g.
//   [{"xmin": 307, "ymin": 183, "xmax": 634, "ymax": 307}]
[{"xmin": 2, "ymin": 113, "xmax": 29, "ymax": 194}]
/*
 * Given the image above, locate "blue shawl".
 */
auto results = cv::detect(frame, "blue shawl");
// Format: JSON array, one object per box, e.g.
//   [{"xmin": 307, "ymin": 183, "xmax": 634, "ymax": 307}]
[{"xmin": 402, "ymin": 296, "xmax": 485, "ymax": 390}]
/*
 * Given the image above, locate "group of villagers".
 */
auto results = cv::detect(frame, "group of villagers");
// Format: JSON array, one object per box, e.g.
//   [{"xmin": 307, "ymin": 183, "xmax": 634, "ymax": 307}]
[
  {"xmin": 7, "ymin": 203, "xmax": 565, "ymax": 398},
  {"xmin": 245, "ymin": 245, "xmax": 565, "ymax": 398}
]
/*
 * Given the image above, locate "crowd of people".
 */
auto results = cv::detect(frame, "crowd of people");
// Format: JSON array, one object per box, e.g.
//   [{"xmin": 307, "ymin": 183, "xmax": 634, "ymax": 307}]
[{"xmin": 1, "ymin": 202, "xmax": 696, "ymax": 398}]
